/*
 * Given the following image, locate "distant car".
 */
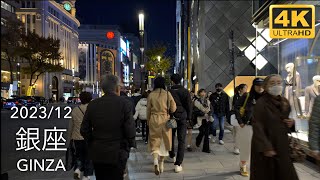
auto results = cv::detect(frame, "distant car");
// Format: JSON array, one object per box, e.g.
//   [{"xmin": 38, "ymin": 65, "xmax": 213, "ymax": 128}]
[
  {"xmin": 1, "ymin": 97, "xmax": 6, "ymax": 109},
  {"xmin": 32, "ymin": 96, "xmax": 47, "ymax": 106},
  {"xmin": 19, "ymin": 96, "xmax": 40, "ymax": 108},
  {"xmin": 67, "ymin": 97, "xmax": 80, "ymax": 104},
  {"xmin": 3, "ymin": 99, "xmax": 26, "ymax": 109}
]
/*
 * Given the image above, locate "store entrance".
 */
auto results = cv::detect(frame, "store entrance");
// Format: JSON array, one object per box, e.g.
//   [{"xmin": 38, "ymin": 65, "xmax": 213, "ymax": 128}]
[{"xmin": 51, "ymin": 76, "xmax": 58, "ymax": 102}]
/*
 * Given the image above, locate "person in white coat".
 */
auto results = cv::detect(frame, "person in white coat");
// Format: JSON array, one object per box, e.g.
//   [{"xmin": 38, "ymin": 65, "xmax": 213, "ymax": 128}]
[{"xmin": 133, "ymin": 92, "xmax": 149, "ymax": 144}]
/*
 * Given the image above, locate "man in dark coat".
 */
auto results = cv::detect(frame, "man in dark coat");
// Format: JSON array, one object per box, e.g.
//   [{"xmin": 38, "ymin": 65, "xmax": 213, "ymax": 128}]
[
  {"xmin": 209, "ymin": 83, "xmax": 230, "ymax": 145},
  {"xmin": 80, "ymin": 75, "xmax": 136, "ymax": 180},
  {"xmin": 168, "ymin": 74, "xmax": 192, "ymax": 173}
]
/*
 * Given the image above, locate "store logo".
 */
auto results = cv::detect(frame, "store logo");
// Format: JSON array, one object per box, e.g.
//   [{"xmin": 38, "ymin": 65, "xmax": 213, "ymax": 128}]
[{"xmin": 269, "ymin": 5, "xmax": 315, "ymax": 38}]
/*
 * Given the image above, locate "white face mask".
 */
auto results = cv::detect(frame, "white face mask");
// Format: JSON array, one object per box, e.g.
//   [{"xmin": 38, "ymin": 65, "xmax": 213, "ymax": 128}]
[{"xmin": 268, "ymin": 85, "xmax": 283, "ymax": 96}]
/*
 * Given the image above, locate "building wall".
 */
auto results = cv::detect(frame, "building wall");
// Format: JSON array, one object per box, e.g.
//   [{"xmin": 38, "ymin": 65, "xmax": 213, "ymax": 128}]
[{"xmin": 16, "ymin": 0, "xmax": 80, "ymax": 99}]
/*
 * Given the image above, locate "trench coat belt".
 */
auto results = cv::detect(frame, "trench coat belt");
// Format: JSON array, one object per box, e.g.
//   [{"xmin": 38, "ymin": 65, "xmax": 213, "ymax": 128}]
[{"xmin": 151, "ymin": 112, "xmax": 167, "ymax": 115}]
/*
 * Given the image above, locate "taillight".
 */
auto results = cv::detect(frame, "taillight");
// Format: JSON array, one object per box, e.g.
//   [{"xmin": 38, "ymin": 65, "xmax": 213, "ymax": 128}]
[
  {"xmin": 3, "ymin": 102, "xmax": 6, "ymax": 105},
  {"xmin": 15, "ymin": 101, "xmax": 19, "ymax": 104},
  {"xmin": 28, "ymin": 99, "xmax": 31, "ymax": 102}
]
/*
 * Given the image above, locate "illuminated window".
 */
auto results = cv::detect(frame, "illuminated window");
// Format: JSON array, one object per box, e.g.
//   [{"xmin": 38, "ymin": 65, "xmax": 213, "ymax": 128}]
[
  {"xmin": 252, "ymin": 54, "xmax": 268, "ymax": 70},
  {"xmin": 244, "ymin": 45, "xmax": 256, "ymax": 60},
  {"xmin": 252, "ymin": 36, "xmax": 268, "ymax": 51}
]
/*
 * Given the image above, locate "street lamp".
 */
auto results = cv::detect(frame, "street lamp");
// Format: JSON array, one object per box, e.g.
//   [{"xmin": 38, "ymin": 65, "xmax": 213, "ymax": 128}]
[
  {"xmin": 139, "ymin": 11, "xmax": 146, "ymax": 91},
  {"xmin": 157, "ymin": 56, "xmax": 161, "ymax": 62}
]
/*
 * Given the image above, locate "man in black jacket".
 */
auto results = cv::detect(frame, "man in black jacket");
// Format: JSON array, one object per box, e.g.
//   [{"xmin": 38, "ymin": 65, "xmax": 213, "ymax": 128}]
[
  {"xmin": 80, "ymin": 75, "xmax": 136, "ymax": 180},
  {"xmin": 169, "ymin": 74, "xmax": 192, "ymax": 173},
  {"xmin": 209, "ymin": 83, "xmax": 230, "ymax": 145}
]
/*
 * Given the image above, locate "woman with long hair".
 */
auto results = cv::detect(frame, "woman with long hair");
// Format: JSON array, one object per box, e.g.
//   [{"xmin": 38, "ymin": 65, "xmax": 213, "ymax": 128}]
[
  {"xmin": 234, "ymin": 79, "xmax": 263, "ymax": 176},
  {"xmin": 250, "ymin": 74, "xmax": 298, "ymax": 180},
  {"xmin": 147, "ymin": 77, "xmax": 177, "ymax": 175},
  {"xmin": 232, "ymin": 84, "xmax": 248, "ymax": 155}
]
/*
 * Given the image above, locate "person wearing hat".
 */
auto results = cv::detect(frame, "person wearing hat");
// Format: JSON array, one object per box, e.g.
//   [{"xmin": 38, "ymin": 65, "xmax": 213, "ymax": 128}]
[{"xmin": 234, "ymin": 77, "xmax": 264, "ymax": 177}]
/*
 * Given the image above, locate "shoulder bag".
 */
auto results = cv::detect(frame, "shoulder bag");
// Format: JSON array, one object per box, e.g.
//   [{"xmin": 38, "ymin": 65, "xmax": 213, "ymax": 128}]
[
  {"xmin": 166, "ymin": 90, "xmax": 178, "ymax": 129},
  {"xmin": 239, "ymin": 93, "xmax": 250, "ymax": 117}
]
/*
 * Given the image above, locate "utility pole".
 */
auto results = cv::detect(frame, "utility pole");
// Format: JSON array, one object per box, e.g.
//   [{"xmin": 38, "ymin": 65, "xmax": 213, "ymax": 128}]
[{"xmin": 229, "ymin": 30, "xmax": 236, "ymax": 92}]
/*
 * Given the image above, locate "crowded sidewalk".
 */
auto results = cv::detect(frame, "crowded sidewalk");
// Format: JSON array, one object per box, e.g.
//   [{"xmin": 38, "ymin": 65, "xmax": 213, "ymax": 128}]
[{"xmin": 8, "ymin": 130, "xmax": 320, "ymax": 180}]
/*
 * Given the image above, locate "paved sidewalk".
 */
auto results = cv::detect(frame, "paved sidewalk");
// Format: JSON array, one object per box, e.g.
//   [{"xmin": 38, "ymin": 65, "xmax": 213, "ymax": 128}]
[{"xmin": 7, "ymin": 131, "xmax": 320, "ymax": 180}]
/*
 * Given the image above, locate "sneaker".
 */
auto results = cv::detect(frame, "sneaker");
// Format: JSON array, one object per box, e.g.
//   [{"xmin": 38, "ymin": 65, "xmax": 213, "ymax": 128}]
[
  {"xmin": 145, "ymin": 141, "xmax": 148, "ymax": 144},
  {"xmin": 174, "ymin": 165, "xmax": 183, "ymax": 173},
  {"xmin": 240, "ymin": 165, "xmax": 249, "ymax": 177},
  {"xmin": 219, "ymin": 140, "xmax": 224, "ymax": 145},
  {"xmin": 82, "ymin": 176, "xmax": 90, "ymax": 180},
  {"xmin": 211, "ymin": 137, "xmax": 216, "ymax": 143},
  {"xmin": 234, "ymin": 148, "xmax": 240, "ymax": 155},
  {"xmin": 73, "ymin": 169, "xmax": 81, "ymax": 180}
]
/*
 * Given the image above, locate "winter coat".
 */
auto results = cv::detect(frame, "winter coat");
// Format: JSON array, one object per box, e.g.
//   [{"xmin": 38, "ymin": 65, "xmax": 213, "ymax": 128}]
[
  {"xmin": 194, "ymin": 98, "xmax": 213, "ymax": 125},
  {"xmin": 80, "ymin": 93, "xmax": 136, "ymax": 165},
  {"xmin": 131, "ymin": 93, "xmax": 142, "ymax": 106},
  {"xmin": 169, "ymin": 85, "xmax": 192, "ymax": 120},
  {"xmin": 309, "ymin": 96, "xmax": 320, "ymax": 152},
  {"xmin": 133, "ymin": 98, "xmax": 147, "ymax": 120},
  {"xmin": 250, "ymin": 93, "xmax": 298, "ymax": 180},
  {"xmin": 68, "ymin": 104, "xmax": 88, "ymax": 141},
  {"xmin": 209, "ymin": 91, "xmax": 230, "ymax": 117},
  {"xmin": 147, "ymin": 89, "xmax": 177, "ymax": 153}
]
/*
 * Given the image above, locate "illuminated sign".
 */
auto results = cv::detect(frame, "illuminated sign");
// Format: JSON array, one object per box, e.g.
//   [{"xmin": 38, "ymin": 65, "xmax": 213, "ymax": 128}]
[
  {"xmin": 106, "ymin": 32, "xmax": 115, "ymax": 39},
  {"xmin": 120, "ymin": 38, "xmax": 127, "ymax": 56},
  {"xmin": 269, "ymin": 5, "xmax": 315, "ymax": 38},
  {"xmin": 126, "ymin": 40, "xmax": 130, "ymax": 58}
]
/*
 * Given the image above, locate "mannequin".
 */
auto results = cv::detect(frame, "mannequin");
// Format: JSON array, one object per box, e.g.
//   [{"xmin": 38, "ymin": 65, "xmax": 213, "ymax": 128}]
[
  {"xmin": 304, "ymin": 75, "xmax": 320, "ymax": 117},
  {"xmin": 284, "ymin": 63, "xmax": 302, "ymax": 117}
]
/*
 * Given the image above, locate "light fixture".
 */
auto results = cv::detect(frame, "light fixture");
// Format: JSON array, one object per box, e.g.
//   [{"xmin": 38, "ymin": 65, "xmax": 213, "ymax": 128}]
[
  {"xmin": 157, "ymin": 56, "xmax": 161, "ymax": 62},
  {"xmin": 252, "ymin": 54, "xmax": 268, "ymax": 70},
  {"xmin": 244, "ymin": 45, "xmax": 256, "ymax": 60}
]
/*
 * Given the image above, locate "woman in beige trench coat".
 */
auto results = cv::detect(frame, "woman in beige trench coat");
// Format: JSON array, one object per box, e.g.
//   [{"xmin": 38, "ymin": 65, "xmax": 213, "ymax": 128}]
[{"xmin": 147, "ymin": 77, "xmax": 177, "ymax": 175}]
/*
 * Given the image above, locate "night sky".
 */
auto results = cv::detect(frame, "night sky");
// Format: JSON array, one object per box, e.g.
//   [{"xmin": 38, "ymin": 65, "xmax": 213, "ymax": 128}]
[{"xmin": 76, "ymin": 0, "xmax": 176, "ymax": 56}]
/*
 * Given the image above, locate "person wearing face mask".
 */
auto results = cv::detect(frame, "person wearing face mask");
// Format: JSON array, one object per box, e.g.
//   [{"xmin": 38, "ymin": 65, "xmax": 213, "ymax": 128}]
[
  {"xmin": 234, "ymin": 79, "xmax": 263, "ymax": 176},
  {"xmin": 209, "ymin": 83, "xmax": 230, "ymax": 145},
  {"xmin": 250, "ymin": 74, "xmax": 298, "ymax": 180}
]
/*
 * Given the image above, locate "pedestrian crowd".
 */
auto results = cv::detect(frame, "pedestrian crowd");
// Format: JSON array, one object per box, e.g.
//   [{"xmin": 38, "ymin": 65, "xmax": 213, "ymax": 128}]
[{"xmin": 66, "ymin": 73, "xmax": 319, "ymax": 180}]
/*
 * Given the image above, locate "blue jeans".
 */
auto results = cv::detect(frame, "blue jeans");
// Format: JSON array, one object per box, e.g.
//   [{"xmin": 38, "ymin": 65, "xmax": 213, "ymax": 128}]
[{"xmin": 211, "ymin": 114, "xmax": 225, "ymax": 140}]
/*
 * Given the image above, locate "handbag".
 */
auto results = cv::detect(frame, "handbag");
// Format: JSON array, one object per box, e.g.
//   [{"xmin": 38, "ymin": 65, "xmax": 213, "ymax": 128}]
[
  {"xmin": 166, "ymin": 90, "xmax": 177, "ymax": 129},
  {"xmin": 239, "ymin": 94, "xmax": 250, "ymax": 117},
  {"xmin": 230, "ymin": 114, "xmax": 240, "ymax": 126},
  {"xmin": 288, "ymin": 132, "xmax": 306, "ymax": 162},
  {"xmin": 65, "ymin": 140, "xmax": 76, "ymax": 171}
]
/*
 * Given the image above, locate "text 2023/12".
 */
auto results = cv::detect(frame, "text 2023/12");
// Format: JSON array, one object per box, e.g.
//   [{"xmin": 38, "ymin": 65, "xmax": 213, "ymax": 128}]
[{"xmin": 10, "ymin": 106, "xmax": 72, "ymax": 119}]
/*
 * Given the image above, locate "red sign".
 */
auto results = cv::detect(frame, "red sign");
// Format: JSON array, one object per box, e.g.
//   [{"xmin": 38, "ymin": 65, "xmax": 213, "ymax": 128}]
[{"xmin": 106, "ymin": 32, "xmax": 115, "ymax": 39}]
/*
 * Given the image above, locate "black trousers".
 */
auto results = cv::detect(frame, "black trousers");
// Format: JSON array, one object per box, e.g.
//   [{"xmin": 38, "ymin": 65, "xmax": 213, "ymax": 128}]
[
  {"xmin": 74, "ymin": 140, "xmax": 94, "ymax": 176},
  {"xmin": 196, "ymin": 119, "xmax": 210, "ymax": 152},
  {"xmin": 169, "ymin": 119, "xmax": 187, "ymax": 166},
  {"xmin": 93, "ymin": 163, "xmax": 123, "ymax": 180},
  {"xmin": 141, "ymin": 120, "xmax": 149, "ymax": 141}
]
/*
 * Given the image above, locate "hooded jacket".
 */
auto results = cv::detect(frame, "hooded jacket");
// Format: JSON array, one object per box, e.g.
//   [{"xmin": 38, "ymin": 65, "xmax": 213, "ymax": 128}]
[{"xmin": 133, "ymin": 98, "xmax": 147, "ymax": 120}]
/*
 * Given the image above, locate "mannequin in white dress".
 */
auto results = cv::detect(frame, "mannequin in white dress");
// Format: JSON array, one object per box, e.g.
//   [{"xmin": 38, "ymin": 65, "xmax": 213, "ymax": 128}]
[
  {"xmin": 304, "ymin": 75, "xmax": 320, "ymax": 117},
  {"xmin": 284, "ymin": 63, "xmax": 301, "ymax": 117}
]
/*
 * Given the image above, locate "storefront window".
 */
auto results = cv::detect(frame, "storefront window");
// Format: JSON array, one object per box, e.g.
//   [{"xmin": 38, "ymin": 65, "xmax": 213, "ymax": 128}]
[{"xmin": 252, "ymin": 13, "xmax": 320, "ymax": 143}]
